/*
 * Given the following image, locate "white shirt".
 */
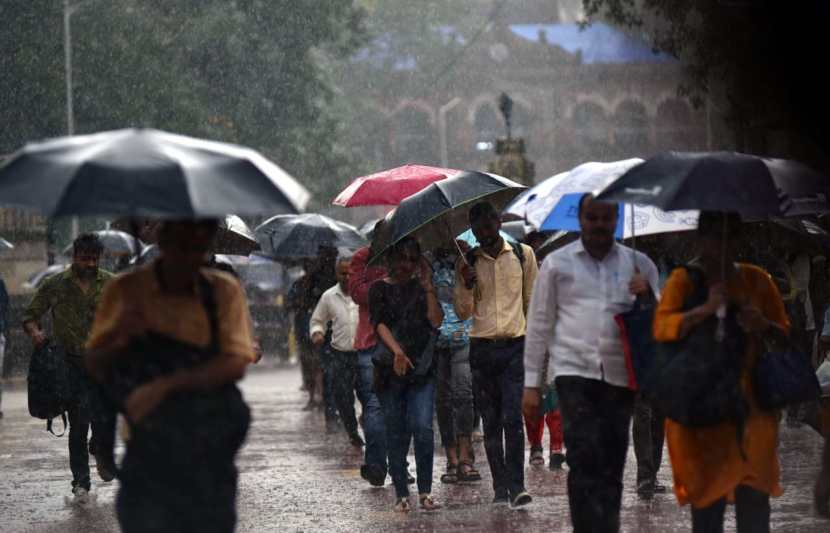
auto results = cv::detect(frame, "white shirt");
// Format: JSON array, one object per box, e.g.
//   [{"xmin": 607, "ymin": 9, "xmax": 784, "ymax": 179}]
[
  {"xmin": 524, "ymin": 239, "xmax": 660, "ymax": 389},
  {"xmin": 309, "ymin": 284, "xmax": 359, "ymax": 352}
]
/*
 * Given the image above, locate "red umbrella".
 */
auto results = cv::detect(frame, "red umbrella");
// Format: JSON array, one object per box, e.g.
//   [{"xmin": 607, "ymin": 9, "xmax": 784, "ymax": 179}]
[{"xmin": 333, "ymin": 164, "xmax": 462, "ymax": 207}]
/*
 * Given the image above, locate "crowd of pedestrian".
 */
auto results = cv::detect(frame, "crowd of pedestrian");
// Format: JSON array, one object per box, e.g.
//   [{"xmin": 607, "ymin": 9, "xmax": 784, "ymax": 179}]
[{"xmin": 10, "ymin": 195, "xmax": 830, "ymax": 532}]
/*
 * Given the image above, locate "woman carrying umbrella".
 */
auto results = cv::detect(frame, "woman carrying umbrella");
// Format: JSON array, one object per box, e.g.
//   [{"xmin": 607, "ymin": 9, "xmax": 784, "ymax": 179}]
[
  {"xmin": 653, "ymin": 212, "xmax": 789, "ymax": 533},
  {"xmin": 369, "ymin": 236, "xmax": 444, "ymax": 512}
]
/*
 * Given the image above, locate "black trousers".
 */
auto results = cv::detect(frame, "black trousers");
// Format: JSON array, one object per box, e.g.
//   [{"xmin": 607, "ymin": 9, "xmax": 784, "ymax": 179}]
[
  {"xmin": 470, "ymin": 337, "xmax": 525, "ymax": 499},
  {"xmin": 556, "ymin": 376, "xmax": 635, "ymax": 533},
  {"xmin": 632, "ymin": 395, "xmax": 665, "ymax": 489},
  {"xmin": 67, "ymin": 361, "xmax": 115, "ymax": 490},
  {"xmin": 691, "ymin": 485, "xmax": 770, "ymax": 533},
  {"xmin": 328, "ymin": 348, "xmax": 359, "ymax": 435}
]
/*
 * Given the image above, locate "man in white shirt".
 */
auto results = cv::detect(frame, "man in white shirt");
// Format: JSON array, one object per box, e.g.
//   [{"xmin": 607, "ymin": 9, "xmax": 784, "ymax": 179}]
[
  {"xmin": 310, "ymin": 254, "xmax": 363, "ymax": 447},
  {"xmin": 523, "ymin": 194, "xmax": 658, "ymax": 533}
]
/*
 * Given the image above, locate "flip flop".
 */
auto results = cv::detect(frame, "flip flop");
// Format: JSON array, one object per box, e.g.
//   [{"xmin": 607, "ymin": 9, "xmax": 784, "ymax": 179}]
[
  {"xmin": 440, "ymin": 464, "xmax": 459, "ymax": 484},
  {"xmin": 458, "ymin": 461, "xmax": 481, "ymax": 482}
]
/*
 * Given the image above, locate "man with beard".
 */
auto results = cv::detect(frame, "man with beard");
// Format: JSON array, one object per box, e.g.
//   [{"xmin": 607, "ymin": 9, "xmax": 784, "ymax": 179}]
[
  {"xmin": 455, "ymin": 202, "xmax": 538, "ymax": 508},
  {"xmin": 523, "ymin": 194, "xmax": 658, "ymax": 533},
  {"xmin": 23, "ymin": 233, "xmax": 115, "ymax": 504}
]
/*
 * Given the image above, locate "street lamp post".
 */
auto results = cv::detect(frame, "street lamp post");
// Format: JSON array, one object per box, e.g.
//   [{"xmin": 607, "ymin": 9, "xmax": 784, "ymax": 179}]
[{"xmin": 63, "ymin": 0, "xmax": 75, "ymax": 136}]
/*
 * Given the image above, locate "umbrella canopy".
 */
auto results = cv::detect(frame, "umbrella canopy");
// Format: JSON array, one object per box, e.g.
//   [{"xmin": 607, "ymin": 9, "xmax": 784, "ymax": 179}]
[
  {"xmin": 539, "ymin": 192, "xmax": 698, "ymax": 238},
  {"xmin": 133, "ymin": 243, "xmax": 161, "ymax": 265},
  {"xmin": 595, "ymin": 151, "xmax": 830, "ymax": 217},
  {"xmin": 61, "ymin": 229, "xmax": 143, "ymax": 257},
  {"xmin": 506, "ymin": 159, "xmax": 645, "ymax": 227},
  {"xmin": 0, "ymin": 128, "xmax": 311, "ymax": 218},
  {"xmin": 333, "ymin": 164, "xmax": 462, "ymax": 207},
  {"xmin": 23, "ymin": 263, "xmax": 69, "ymax": 291},
  {"xmin": 215, "ymin": 215, "xmax": 260, "ymax": 255},
  {"xmin": 456, "ymin": 228, "xmax": 517, "ymax": 248},
  {"xmin": 371, "ymin": 171, "xmax": 526, "ymax": 261},
  {"xmin": 0, "ymin": 237, "xmax": 13, "ymax": 251},
  {"xmin": 255, "ymin": 214, "xmax": 367, "ymax": 261}
]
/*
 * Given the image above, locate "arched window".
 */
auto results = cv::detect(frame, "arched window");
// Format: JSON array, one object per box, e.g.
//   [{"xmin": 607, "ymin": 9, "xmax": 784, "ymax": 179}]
[
  {"xmin": 613, "ymin": 100, "xmax": 649, "ymax": 156},
  {"xmin": 392, "ymin": 107, "xmax": 436, "ymax": 164},
  {"xmin": 572, "ymin": 101, "xmax": 611, "ymax": 160}
]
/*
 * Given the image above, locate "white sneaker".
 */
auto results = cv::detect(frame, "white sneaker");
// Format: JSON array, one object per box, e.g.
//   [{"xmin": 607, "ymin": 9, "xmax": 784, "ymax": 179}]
[{"xmin": 65, "ymin": 487, "xmax": 96, "ymax": 507}]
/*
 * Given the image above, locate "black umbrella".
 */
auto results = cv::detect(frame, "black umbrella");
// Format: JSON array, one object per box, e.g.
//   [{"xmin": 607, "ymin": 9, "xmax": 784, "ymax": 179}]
[
  {"xmin": 255, "ymin": 214, "xmax": 367, "ymax": 261},
  {"xmin": 595, "ymin": 151, "xmax": 830, "ymax": 217},
  {"xmin": 371, "ymin": 171, "xmax": 526, "ymax": 261},
  {"xmin": 0, "ymin": 128, "xmax": 310, "ymax": 218}
]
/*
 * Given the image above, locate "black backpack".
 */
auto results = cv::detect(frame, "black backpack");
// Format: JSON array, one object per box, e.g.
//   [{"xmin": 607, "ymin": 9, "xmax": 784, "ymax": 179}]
[{"xmin": 27, "ymin": 341, "xmax": 71, "ymax": 436}]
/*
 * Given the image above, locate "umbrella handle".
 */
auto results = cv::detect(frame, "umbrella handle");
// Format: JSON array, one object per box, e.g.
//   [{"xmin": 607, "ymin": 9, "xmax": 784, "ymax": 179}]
[{"xmin": 453, "ymin": 237, "xmax": 470, "ymax": 266}]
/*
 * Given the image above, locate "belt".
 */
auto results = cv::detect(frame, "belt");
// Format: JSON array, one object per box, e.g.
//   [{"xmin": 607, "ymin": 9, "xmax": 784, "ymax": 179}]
[
  {"xmin": 470, "ymin": 336, "xmax": 524, "ymax": 348},
  {"xmin": 329, "ymin": 347, "xmax": 358, "ymax": 356}
]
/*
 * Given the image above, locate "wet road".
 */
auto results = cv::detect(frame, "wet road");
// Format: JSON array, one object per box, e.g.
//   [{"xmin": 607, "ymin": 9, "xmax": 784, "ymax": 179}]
[{"xmin": 1, "ymin": 366, "xmax": 828, "ymax": 532}]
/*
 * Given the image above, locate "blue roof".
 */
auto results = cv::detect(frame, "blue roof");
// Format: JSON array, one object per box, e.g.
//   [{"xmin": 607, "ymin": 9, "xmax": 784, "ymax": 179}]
[{"xmin": 509, "ymin": 22, "xmax": 672, "ymax": 64}]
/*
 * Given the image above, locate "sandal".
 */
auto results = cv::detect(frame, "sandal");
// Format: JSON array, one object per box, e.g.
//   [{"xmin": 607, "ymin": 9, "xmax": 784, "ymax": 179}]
[
  {"xmin": 457, "ymin": 462, "xmax": 481, "ymax": 482},
  {"xmin": 419, "ymin": 493, "xmax": 441, "ymax": 511},
  {"xmin": 394, "ymin": 497, "xmax": 411, "ymax": 513},
  {"xmin": 440, "ymin": 464, "xmax": 459, "ymax": 484},
  {"xmin": 529, "ymin": 447, "xmax": 545, "ymax": 466}
]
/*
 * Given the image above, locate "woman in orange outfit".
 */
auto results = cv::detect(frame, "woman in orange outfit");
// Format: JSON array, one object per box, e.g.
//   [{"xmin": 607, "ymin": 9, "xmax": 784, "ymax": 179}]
[{"xmin": 653, "ymin": 211, "xmax": 789, "ymax": 533}]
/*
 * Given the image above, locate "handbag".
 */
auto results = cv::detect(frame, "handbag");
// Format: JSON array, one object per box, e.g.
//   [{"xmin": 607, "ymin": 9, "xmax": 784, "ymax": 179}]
[
  {"xmin": 753, "ymin": 340, "xmax": 821, "ymax": 411},
  {"xmin": 373, "ymin": 329, "xmax": 437, "ymax": 380},
  {"xmin": 645, "ymin": 266, "xmax": 749, "ymax": 430},
  {"xmin": 615, "ymin": 295, "xmax": 657, "ymax": 391}
]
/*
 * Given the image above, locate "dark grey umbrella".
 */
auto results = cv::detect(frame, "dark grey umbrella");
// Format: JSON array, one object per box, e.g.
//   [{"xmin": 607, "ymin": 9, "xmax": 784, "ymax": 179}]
[
  {"xmin": 23, "ymin": 263, "xmax": 69, "ymax": 290},
  {"xmin": 595, "ymin": 151, "xmax": 830, "ymax": 217},
  {"xmin": 215, "ymin": 215, "xmax": 260, "ymax": 255},
  {"xmin": 255, "ymin": 214, "xmax": 367, "ymax": 261},
  {"xmin": 0, "ymin": 128, "xmax": 310, "ymax": 218},
  {"xmin": 371, "ymin": 171, "xmax": 526, "ymax": 261}
]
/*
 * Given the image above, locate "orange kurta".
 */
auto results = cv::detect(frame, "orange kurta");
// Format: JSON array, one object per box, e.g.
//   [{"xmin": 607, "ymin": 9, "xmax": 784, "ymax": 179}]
[{"xmin": 653, "ymin": 264, "xmax": 790, "ymax": 509}]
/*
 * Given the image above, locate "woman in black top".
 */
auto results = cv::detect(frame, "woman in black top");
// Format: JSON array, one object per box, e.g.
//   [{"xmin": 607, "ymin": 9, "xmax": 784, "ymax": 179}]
[{"xmin": 369, "ymin": 237, "xmax": 443, "ymax": 512}]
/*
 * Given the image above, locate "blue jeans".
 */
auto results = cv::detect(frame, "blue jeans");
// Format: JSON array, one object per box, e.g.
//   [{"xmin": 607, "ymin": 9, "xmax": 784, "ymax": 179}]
[
  {"xmin": 470, "ymin": 337, "xmax": 526, "ymax": 499},
  {"xmin": 378, "ymin": 378, "xmax": 436, "ymax": 498},
  {"xmin": 356, "ymin": 347, "xmax": 387, "ymax": 472}
]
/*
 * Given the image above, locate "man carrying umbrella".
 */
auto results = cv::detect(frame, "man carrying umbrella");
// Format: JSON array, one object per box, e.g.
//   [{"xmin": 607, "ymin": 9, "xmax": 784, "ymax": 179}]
[
  {"xmin": 86, "ymin": 219, "xmax": 256, "ymax": 533},
  {"xmin": 522, "ymin": 194, "xmax": 658, "ymax": 533},
  {"xmin": 22, "ymin": 233, "xmax": 116, "ymax": 504},
  {"xmin": 455, "ymin": 202, "xmax": 539, "ymax": 508}
]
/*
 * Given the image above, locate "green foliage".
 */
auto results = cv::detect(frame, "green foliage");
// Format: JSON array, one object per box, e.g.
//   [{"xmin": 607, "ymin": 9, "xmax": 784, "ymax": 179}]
[{"xmin": 0, "ymin": 0, "xmax": 368, "ymax": 207}]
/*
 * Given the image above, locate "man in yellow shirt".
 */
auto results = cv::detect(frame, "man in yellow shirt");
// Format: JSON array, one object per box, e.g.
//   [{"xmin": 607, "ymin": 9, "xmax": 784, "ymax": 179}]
[
  {"xmin": 455, "ymin": 202, "xmax": 538, "ymax": 508},
  {"xmin": 86, "ymin": 219, "xmax": 255, "ymax": 533}
]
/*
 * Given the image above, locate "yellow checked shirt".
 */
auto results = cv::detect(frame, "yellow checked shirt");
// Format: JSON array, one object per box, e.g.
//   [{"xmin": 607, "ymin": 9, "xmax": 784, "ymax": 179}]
[
  {"xmin": 86, "ymin": 262, "xmax": 256, "ymax": 363},
  {"xmin": 454, "ymin": 240, "xmax": 538, "ymax": 339}
]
